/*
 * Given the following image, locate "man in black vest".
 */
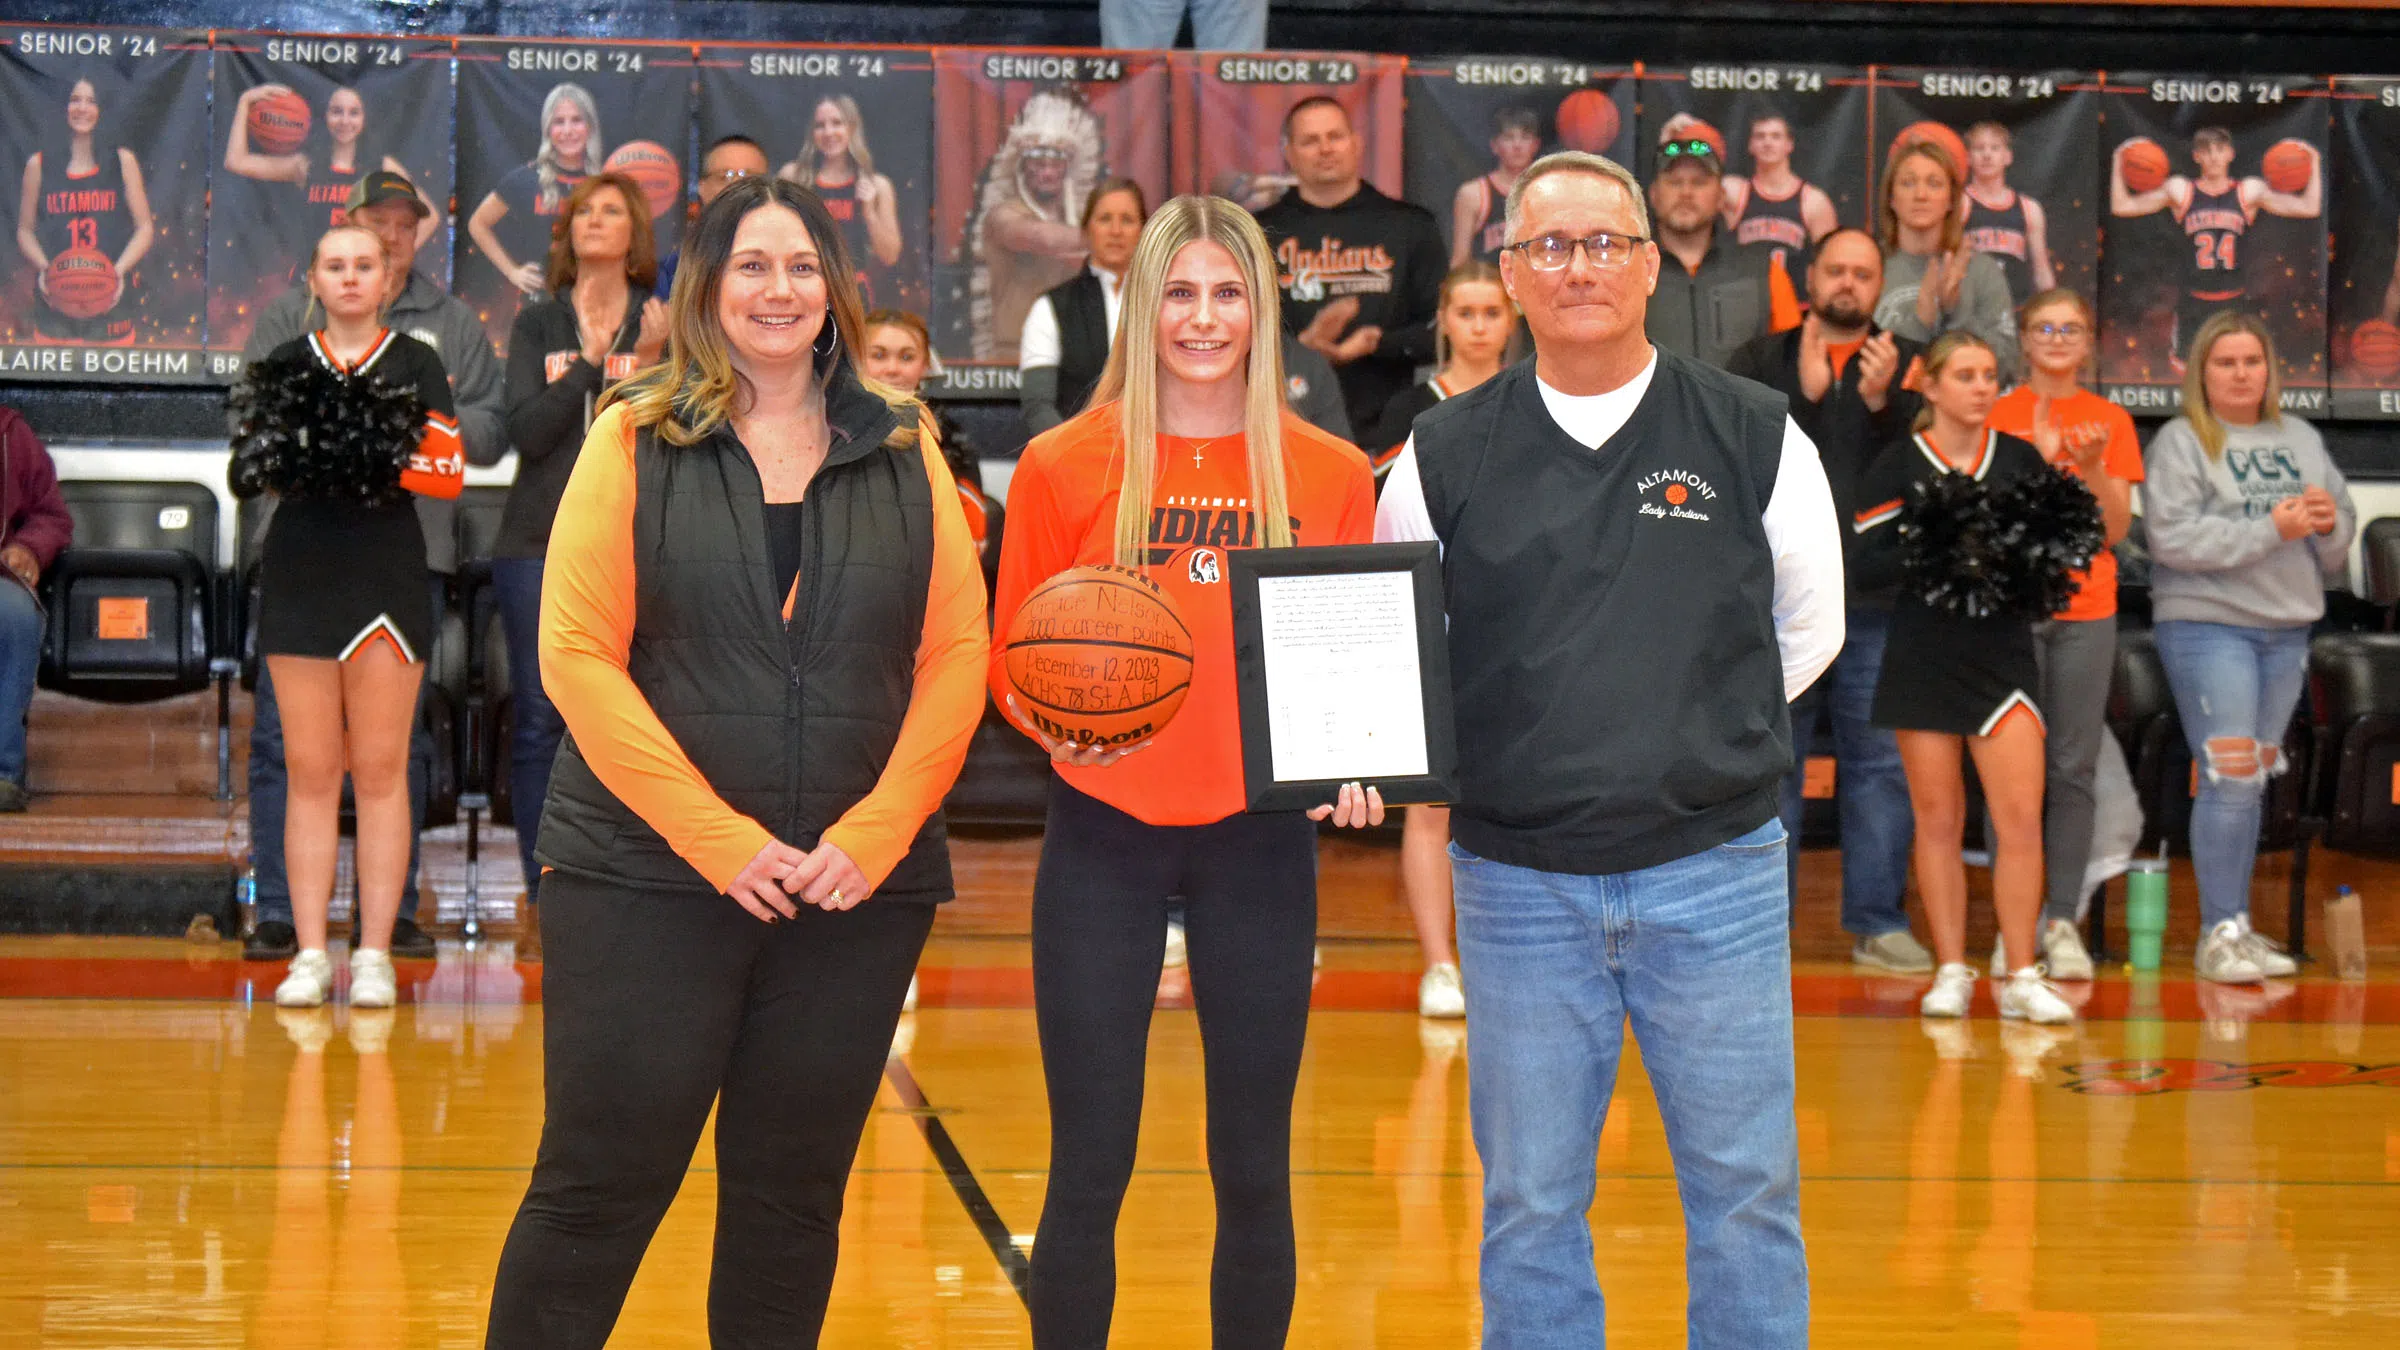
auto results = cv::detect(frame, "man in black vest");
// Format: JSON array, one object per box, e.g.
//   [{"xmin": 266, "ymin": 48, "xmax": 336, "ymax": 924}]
[
  {"xmin": 1727, "ymin": 229, "xmax": 1934, "ymax": 973},
  {"xmin": 1377, "ymin": 151, "xmax": 1842, "ymax": 1346}
]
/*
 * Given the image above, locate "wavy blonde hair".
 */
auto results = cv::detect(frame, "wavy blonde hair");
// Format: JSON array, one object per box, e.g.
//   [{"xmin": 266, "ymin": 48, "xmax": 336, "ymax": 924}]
[
  {"xmin": 1088, "ymin": 195, "xmax": 1294, "ymax": 568},
  {"xmin": 1880, "ymin": 137, "xmax": 1965, "ymax": 256},
  {"xmin": 2180, "ymin": 309, "xmax": 2284, "ymax": 461}
]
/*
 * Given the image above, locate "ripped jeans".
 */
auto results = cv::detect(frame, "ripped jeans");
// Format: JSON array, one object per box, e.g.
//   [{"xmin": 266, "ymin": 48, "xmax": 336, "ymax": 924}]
[{"xmin": 2151, "ymin": 619, "xmax": 2311, "ymax": 930}]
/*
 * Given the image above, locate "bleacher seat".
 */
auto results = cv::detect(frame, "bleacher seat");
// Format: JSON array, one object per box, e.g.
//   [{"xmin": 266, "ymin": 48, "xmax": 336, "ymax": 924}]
[
  {"xmin": 2310, "ymin": 517, "xmax": 2400, "ymax": 860},
  {"xmin": 38, "ymin": 481, "xmax": 219, "ymax": 705}
]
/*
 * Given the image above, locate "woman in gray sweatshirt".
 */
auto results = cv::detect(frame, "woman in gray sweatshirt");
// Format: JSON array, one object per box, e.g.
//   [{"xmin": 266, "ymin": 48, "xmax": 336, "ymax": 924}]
[
  {"xmin": 1872, "ymin": 138, "xmax": 2019, "ymax": 376},
  {"xmin": 2144, "ymin": 310, "xmax": 2355, "ymax": 984}
]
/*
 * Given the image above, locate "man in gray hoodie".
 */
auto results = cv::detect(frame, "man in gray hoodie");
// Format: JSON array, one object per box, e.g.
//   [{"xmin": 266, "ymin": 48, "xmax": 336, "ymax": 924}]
[{"xmin": 238, "ymin": 170, "xmax": 507, "ymax": 960}]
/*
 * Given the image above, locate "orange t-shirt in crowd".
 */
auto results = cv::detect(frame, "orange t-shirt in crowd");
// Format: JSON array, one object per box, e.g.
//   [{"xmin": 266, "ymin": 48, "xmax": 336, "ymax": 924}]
[
  {"xmin": 1987, "ymin": 385, "xmax": 2143, "ymax": 622},
  {"xmin": 1825, "ymin": 337, "xmax": 1864, "ymax": 379},
  {"xmin": 541, "ymin": 403, "xmax": 991, "ymax": 894},
  {"xmin": 990, "ymin": 401, "xmax": 1376, "ymax": 827}
]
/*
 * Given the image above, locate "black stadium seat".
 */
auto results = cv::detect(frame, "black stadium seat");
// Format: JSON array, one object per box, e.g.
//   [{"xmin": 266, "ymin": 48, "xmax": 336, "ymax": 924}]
[
  {"xmin": 2310, "ymin": 518, "xmax": 2400, "ymax": 861},
  {"xmin": 38, "ymin": 481, "xmax": 220, "ymax": 705}
]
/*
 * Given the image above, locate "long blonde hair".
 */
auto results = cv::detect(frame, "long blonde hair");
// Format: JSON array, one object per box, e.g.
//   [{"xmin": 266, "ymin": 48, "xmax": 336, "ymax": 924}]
[
  {"xmin": 784, "ymin": 94, "xmax": 878, "ymax": 184},
  {"xmin": 535, "ymin": 83, "xmax": 603, "ymax": 208},
  {"xmin": 1088, "ymin": 195, "xmax": 1293, "ymax": 568},
  {"xmin": 1880, "ymin": 138, "xmax": 1965, "ymax": 256},
  {"xmin": 2180, "ymin": 309, "xmax": 2284, "ymax": 461}
]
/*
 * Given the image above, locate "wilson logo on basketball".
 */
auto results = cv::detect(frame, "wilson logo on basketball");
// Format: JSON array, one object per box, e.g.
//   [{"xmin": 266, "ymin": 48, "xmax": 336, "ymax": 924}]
[{"xmin": 1636, "ymin": 469, "xmax": 1715, "ymax": 523}]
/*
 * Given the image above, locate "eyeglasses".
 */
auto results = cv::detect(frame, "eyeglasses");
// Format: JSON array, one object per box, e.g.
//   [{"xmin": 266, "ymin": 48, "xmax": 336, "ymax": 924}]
[
  {"xmin": 1659, "ymin": 138, "xmax": 1717, "ymax": 161},
  {"xmin": 1505, "ymin": 230, "xmax": 1652, "ymax": 272},
  {"xmin": 2030, "ymin": 322, "xmax": 2090, "ymax": 340},
  {"xmin": 705, "ymin": 168, "xmax": 756, "ymax": 184}
]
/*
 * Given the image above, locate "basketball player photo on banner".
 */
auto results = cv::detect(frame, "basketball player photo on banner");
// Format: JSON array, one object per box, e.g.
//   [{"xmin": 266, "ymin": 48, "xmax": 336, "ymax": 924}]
[
  {"xmin": 207, "ymin": 32, "xmax": 454, "ymax": 359},
  {"xmin": 699, "ymin": 45, "xmax": 934, "ymax": 333},
  {"xmin": 1402, "ymin": 57, "xmax": 1635, "ymax": 267},
  {"xmin": 2330, "ymin": 77, "xmax": 2400, "ymax": 420},
  {"xmin": 1870, "ymin": 68, "xmax": 2102, "ymax": 312},
  {"xmin": 1637, "ymin": 63, "xmax": 1871, "ymax": 295},
  {"xmin": 456, "ymin": 37, "xmax": 696, "ymax": 353},
  {"xmin": 2099, "ymin": 73, "xmax": 2329, "ymax": 411},
  {"xmin": 0, "ymin": 26, "xmax": 210, "ymax": 383},
  {"xmin": 929, "ymin": 48, "xmax": 1170, "ymax": 385}
]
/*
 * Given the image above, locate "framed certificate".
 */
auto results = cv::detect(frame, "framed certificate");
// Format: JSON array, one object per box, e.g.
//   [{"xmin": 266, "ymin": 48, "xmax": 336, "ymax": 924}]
[{"xmin": 1228, "ymin": 542, "xmax": 1457, "ymax": 812}]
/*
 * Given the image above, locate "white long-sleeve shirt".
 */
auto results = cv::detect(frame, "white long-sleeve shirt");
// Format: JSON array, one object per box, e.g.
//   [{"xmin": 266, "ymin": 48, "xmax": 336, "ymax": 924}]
[{"xmin": 1016, "ymin": 264, "xmax": 1124, "ymax": 373}]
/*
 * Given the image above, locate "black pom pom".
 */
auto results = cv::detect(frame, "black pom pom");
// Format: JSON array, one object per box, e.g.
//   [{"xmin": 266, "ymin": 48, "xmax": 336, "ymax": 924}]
[
  {"xmin": 227, "ymin": 353, "xmax": 424, "ymax": 507},
  {"xmin": 1993, "ymin": 465, "xmax": 2107, "ymax": 619},
  {"xmin": 1898, "ymin": 465, "xmax": 2107, "ymax": 620}
]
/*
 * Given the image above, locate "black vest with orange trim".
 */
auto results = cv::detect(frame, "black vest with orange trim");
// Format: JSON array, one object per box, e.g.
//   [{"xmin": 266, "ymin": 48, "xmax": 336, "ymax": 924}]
[{"xmin": 536, "ymin": 366, "xmax": 954, "ymax": 900}]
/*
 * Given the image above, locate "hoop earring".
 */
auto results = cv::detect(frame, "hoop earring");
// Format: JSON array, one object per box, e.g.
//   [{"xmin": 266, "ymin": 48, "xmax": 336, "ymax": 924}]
[{"xmin": 813, "ymin": 321, "xmax": 839, "ymax": 359}]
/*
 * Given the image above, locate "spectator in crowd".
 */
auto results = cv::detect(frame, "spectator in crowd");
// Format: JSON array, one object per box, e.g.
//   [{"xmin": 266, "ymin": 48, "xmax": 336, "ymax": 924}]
[
  {"xmin": 1098, "ymin": 0, "xmax": 1265, "ymax": 48},
  {"xmin": 239, "ymin": 170, "xmax": 507, "ymax": 963},
  {"xmin": 1849, "ymin": 331, "xmax": 2074, "ymax": 1026},
  {"xmin": 495, "ymin": 172, "xmax": 668, "ymax": 960},
  {"xmin": 485, "ymin": 175, "xmax": 988, "ymax": 1344},
  {"xmin": 1648, "ymin": 132, "xmax": 1793, "ymax": 367},
  {"xmin": 862, "ymin": 308, "xmax": 999, "ymax": 591},
  {"xmin": 1377, "ymin": 151, "xmax": 1840, "ymax": 1346},
  {"xmin": 2145, "ymin": 310, "xmax": 2354, "ymax": 983},
  {"xmin": 1984, "ymin": 288, "xmax": 2139, "ymax": 982},
  {"xmin": 1020, "ymin": 177, "xmax": 1148, "ymax": 436},
  {"xmin": 655, "ymin": 134, "xmax": 770, "ymax": 300},
  {"xmin": 991, "ymin": 195, "xmax": 1376, "ymax": 1349},
  {"xmin": 1728, "ymin": 228, "xmax": 1928, "ymax": 971},
  {"xmin": 1255, "ymin": 97, "xmax": 1446, "ymax": 440},
  {"xmin": 0, "ymin": 405, "xmax": 70, "ymax": 814},
  {"xmin": 237, "ymin": 223, "xmax": 465, "ymax": 1010},
  {"xmin": 1875, "ymin": 138, "xmax": 2018, "ymax": 376}
]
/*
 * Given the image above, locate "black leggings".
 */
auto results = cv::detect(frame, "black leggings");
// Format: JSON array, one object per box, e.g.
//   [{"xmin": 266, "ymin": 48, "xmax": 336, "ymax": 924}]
[
  {"xmin": 485, "ymin": 871, "xmax": 932, "ymax": 1349},
  {"xmin": 1028, "ymin": 778, "xmax": 1319, "ymax": 1350}
]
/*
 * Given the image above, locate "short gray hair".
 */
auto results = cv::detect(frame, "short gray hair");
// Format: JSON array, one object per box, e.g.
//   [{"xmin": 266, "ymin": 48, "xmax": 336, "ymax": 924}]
[{"xmin": 1502, "ymin": 151, "xmax": 1651, "ymax": 244}]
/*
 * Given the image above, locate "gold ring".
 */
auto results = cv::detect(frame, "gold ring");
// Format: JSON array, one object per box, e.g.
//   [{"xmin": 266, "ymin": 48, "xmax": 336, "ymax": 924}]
[{"xmin": 829, "ymin": 889, "xmax": 845, "ymax": 905}]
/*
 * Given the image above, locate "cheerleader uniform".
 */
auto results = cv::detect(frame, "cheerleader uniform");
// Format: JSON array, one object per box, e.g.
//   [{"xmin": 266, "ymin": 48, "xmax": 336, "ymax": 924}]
[
  {"xmin": 1852, "ymin": 428, "xmax": 2048, "ymax": 737},
  {"xmin": 252, "ymin": 329, "xmax": 463, "ymax": 663}
]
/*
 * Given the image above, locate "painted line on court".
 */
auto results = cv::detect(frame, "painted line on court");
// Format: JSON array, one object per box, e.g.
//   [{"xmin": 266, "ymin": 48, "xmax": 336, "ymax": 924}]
[{"xmin": 883, "ymin": 1055, "xmax": 1033, "ymax": 1303}]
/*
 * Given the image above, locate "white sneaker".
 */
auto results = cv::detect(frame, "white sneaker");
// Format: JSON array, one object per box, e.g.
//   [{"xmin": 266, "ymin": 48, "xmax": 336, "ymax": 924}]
[
  {"xmin": 1854, "ymin": 929, "xmax": 1936, "ymax": 974},
  {"xmin": 902, "ymin": 974, "xmax": 919, "ymax": 1012},
  {"xmin": 1998, "ymin": 966, "xmax": 2076, "ymax": 1025},
  {"xmin": 349, "ymin": 947, "xmax": 397, "ymax": 1009},
  {"xmin": 2042, "ymin": 918, "xmax": 2095, "ymax": 981},
  {"xmin": 275, "ymin": 950, "xmax": 334, "ymax": 1008},
  {"xmin": 1418, "ymin": 962, "xmax": 1465, "ymax": 1019},
  {"xmin": 2196, "ymin": 919, "xmax": 2265, "ymax": 985},
  {"xmin": 1162, "ymin": 919, "xmax": 1188, "ymax": 969},
  {"xmin": 2233, "ymin": 914, "xmax": 2298, "ymax": 978},
  {"xmin": 1920, "ymin": 962, "xmax": 1977, "ymax": 1019}
]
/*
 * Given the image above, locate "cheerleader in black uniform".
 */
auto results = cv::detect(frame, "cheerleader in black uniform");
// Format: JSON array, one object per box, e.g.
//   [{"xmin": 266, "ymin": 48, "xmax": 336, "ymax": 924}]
[
  {"xmin": 234, "ymin": 223, "xmax": 463, "ymax": 1010},
  {"xmin": 1851, "ymin": 331, "xmax": 2075, "ymax": 1026}
]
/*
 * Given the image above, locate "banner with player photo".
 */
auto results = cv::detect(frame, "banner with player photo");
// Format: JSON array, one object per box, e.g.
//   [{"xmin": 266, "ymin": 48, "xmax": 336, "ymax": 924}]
[
  {"xmin": 2329, "ymin": 77, "xmax": 2400, "ymax": 420},
  {"xmin": 456, "ymin": 38, "xmax": 696, "ymax": 354},
  {"xmin": 699, "ymin": 45, "xmax": 936, "ymax": 344},
  {"xmin": 1637, "ymin": 64, "xmax": 1871, "ymax": 296},
  {"xmin": 207, "ymin": 33, "xmax": 454, "ymax": 359},
  {"xmin": 0, "ymin": 27, "xmax": 212, "ymax": 383},
  {"xmin": 1169, "ymin": 51, "xmax": 1405, "ymax": 210},
  {"xmin": 931, "ymin": 48, "xmax": 1172, "ymax": 384},
  {"xmin": 2097, "ymin": 74, "xmax": 2330, "ymax": 412},
  {"xmin": 1869, "ymin": 69, "xmax": 2101, "ymax": 318},
  {"xmin": 1402, "ymin": 58, "xmax": 1635, "ymax": 268}
]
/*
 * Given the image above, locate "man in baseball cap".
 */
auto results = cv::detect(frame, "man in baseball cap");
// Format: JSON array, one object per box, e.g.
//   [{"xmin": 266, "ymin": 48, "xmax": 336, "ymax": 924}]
[{"xmin": 1646, "ymin": 130, "xmax": 1794, "ymax": 367}]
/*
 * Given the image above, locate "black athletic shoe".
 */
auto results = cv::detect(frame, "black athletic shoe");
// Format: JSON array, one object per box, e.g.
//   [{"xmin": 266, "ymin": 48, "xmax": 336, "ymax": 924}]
[
  {"xmin": 243, "ymin": 920, "xmax": 298, "ymax": 962},
  {"xmin": 389, "ymin": 917, "xmax": 438, "ymax": 960}
]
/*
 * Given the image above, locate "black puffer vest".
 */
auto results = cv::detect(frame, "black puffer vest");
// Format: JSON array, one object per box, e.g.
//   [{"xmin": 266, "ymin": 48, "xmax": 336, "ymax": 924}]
[
  {"xmin": 536, "ymin": 367, "xmax": 954, "ymax": 902},
  {"xmin": 1047, "ymin": 269, "xmax": 1112, "ymax": 421}
]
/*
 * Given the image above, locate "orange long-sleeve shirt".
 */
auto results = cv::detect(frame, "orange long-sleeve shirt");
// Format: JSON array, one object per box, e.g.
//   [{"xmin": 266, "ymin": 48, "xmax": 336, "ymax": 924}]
[
  {"xmin": 540, "ymin": 403, "xmax": 990, "ymax": 894},
  {"xmin": 990, "ymin": 400, "xmax": 1376, "ymax": 827}
]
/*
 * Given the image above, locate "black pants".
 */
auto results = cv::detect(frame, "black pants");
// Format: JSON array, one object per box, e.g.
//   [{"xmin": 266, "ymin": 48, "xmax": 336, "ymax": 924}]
[
  {"xmin": 485, "ymin": 871, "xmax": 933, "ymax": 1349},
  {"xmin": 1028, "ymin": 778, "xmax": 1318, "ymax": 1349}
]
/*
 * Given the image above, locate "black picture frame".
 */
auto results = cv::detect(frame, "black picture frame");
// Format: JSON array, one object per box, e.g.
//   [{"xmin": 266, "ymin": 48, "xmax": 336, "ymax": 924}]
[{"xmin": 1228, "ymin": 541, "xmax": 1457, "ymax": 813}]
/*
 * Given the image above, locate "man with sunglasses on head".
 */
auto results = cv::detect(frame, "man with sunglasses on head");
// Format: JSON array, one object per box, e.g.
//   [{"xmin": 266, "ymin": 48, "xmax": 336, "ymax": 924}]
[
  {"xmin": 1647, "ymin": 132, "xmax": 1797, "ymax": 368},
  {"xmin": 653, "ymin": 134, "xmax": 768, "ymax": 299},
  {"xmin": 1376, "ymin": 151, "xmax": 1840, "ymax": 1347}
]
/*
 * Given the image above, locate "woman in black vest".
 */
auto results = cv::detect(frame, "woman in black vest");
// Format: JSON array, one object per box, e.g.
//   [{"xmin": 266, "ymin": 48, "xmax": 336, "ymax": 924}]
[
  {"xmin": 484, "ymin": 176, "xmax": 991, "ymax": 1347},
  {"xmin": 493, "ymin": 171, "xmax": 667, "ymax": 959},
  {"xmin": 1017, "ymin": 177, "xmax": 1148, "ymax": 435}
]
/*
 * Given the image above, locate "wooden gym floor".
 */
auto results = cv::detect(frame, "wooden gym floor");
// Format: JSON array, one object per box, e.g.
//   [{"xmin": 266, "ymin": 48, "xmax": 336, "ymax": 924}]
[{"xmin": 5, "ymin": 840, "xmax": 2400, "ymax": 1346}]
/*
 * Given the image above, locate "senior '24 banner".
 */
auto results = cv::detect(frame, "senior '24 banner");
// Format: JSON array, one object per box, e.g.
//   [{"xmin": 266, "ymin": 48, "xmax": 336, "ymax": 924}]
[
  {"xmin": 2098, "ymin": 73, "xmax": 2330, "ymax": 412},
  {"xmin": 1637, "ymin": 63, "xmax": 1871, "ymax": 298},
  {"xmin": 2330, "ymin": 78, "xmax": 2400, "ymax": 420},
  {"xmin": 1169, "ymin": 51, "xmax": 1405, "ymax": 209},
  {"xmin": 456, "ymin": 37, "xmax": 697, "ymax": 355},
  {"xmin": 1403, "ymin": 57, "xmax": 1636, "ymax": 268},
  {"xmin": 0, "ymin": 26, "xmax": 210, "ymax": 383},
  {"xmin": 932, "ymin": 48, "xmax": 1171, "ymax": 384},
  {"xmin": 1870, "ymin": 68, "xmax": 2101, "ymax": 315},
  {"xmin": 208, "ymin": 32, "xmax": 454, "ymax": 357}
]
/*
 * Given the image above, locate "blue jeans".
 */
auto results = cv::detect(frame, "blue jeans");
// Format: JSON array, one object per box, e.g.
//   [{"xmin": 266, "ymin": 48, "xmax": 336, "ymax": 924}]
[
  {"xmin": 1098, "ymin": 0, "xmax": 1266, "ymax": 47},
  {"xmin": 0, "ymin": 580, "xmax": 43, "ymax": 786},
  {"xmin": 1777, "ymin": 606, "xmax": 1914, "ymax": 935},
  {"xmin": 492, "ymin": 557, "xmax": 563, "ymax": 902},
  {"xmin": 1453, "ymin": 819, "xmax": 1809, "ymax": 1349},
  {"xmin": 2152, "ymin": 619, "xmax": 2310, "ymax": 930}
]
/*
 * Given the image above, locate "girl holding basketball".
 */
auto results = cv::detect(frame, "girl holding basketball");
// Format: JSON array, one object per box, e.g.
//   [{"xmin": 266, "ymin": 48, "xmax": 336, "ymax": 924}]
[
  {"xmin": 990, "ymin": 195, "xmax": 1376, "ymax": 1349},
  {"xmin": 224, "ymin": 84, "xmax": 440, "ymax": 249},
  {"xmin": 469, "ymin": 82, "xmax": 602, "ymax": 299},
  {"xmin": 234, "ymin": 223, "xmax": 464, "ymax": 1009},
  {"xmin": 1875, "ymin": 138, "xmax": 2018, "ymax": 376},
  {"xmin": 780, "ymin": 95, "xmax": 904, "ymax": 295},
  {"xmin": 15, "ymin": 76, "xmax": 154, "ymax": 343}
]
